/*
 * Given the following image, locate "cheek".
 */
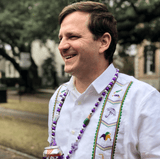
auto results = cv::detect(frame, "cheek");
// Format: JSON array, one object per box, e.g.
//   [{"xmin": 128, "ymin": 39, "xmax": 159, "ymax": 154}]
[{"xmin": 74, "ymin": 40, "xmax": 99, "ymax": 59}]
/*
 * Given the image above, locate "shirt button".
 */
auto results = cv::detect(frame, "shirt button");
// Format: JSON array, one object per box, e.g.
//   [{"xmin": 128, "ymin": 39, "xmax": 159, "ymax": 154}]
[{"xmin": 71, "ymin": 130, "xmax": 75, "ymax": 134}]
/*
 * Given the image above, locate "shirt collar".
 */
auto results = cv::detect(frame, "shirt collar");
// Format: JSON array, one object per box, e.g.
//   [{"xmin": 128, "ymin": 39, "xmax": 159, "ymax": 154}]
[
  {"xmin": 67, "ymin": 63, "xmax": 117, "ymax": 94},
  {"xmin": 92, "ymin": 63, "xmax": 117, "ymax": 94},
  {"xmin": 67, "ymin": 75, "xmax": 76, "ymax": 92}
]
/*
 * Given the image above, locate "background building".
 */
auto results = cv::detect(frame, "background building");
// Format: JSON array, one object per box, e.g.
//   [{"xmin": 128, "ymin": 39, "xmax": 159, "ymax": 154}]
[
  {"xmin": 1, "ymin": 39, "xmax": 160, "ymax": 91},
  {"xmin": 0, "ymin": 40, "xmax": 68, "ymax": 87},
  {"xmin": 135, "ymin": 40, "xmax": 160, "ymax": 91}
]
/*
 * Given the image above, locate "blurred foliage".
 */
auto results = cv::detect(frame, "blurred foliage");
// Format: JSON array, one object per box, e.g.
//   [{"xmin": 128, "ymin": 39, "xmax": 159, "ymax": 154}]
[
  {"xmin": 1, "ymin": 0, "xmax": 160, "ymax": 50},
  {"xmin": 0, "ymin": 0, "xmax": 160, "ymax": 83},
  {"xmin": 0, "ymin": 0, "xmax": 60, "ymax": 91},
  {"xmin": 110, "ymin": 0, "xmax": 160, "ymax": 46},
  {"xmin": 20, "ymin": 0, "xmax": 160, "ymax": 46}
]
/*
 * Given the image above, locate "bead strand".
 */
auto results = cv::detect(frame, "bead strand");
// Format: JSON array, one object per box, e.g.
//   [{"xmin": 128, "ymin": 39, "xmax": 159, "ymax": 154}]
[
  {"xmin": 65, "ymin": 69, "xmax": 119, "ymax": 159},
  {"xmin": 50, "ymin": 68, "xmax": 119, "ymax": 159},
  {"xmin": 50, "ymin": 90, "xmax": 69, "ymax": 146}
]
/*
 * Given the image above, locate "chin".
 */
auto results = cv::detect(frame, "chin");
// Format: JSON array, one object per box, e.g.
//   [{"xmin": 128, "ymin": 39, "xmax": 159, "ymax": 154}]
[{"xmin": 64, "ymin": 69, "xmax": 74, "ymax": 75}]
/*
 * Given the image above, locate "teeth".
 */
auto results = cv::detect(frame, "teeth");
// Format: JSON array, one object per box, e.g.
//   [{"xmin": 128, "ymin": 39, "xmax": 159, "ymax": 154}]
[
  {"xmin": 65, "ymin": 55, "xmax": 76, "ymax": 59},
  {"xmin": 66, "ymin": 56, "xmax": 72, "ymax": 59}
]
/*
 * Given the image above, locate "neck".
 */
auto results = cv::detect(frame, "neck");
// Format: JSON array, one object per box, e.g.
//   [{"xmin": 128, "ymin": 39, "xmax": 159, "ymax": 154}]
[
  {"xmin": 74, "ymin": 77, "xmax": 92, "ymax": 94},
  {"xmin": 74, "ymin": 63, "xmax": 110, "ymax": 93}
]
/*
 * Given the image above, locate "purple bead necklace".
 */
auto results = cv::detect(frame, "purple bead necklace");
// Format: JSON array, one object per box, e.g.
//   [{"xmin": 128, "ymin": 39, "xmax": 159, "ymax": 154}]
[{"xmin": 49, "ymin": 69, "xmax": 119, "ymax": 159}]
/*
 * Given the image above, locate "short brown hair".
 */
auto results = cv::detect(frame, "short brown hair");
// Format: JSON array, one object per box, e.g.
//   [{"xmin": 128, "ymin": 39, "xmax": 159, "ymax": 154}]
[{"xmin": 59, "ymin": 1, "xmax": 118, "ymax": 63}]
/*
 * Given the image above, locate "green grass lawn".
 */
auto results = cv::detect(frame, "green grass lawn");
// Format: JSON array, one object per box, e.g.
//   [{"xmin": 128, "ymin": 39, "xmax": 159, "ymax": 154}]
[
  {"xmin": 0, "ymin": 99, "xmax": 49, "ymax": 158},
  {"xmin": 0, "ymin": 99, "xmax": 48, "ymax": 115},
  {"xmin": 0, "ymin": 116, "xmax": 48, "ymax": 158}
]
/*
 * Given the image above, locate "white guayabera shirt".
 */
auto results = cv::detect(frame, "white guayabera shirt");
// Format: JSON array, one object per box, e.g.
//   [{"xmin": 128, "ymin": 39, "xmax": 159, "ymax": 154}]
[{"xmin": 48, "ymin": 64, "xmax": 160, "ymax": 159}]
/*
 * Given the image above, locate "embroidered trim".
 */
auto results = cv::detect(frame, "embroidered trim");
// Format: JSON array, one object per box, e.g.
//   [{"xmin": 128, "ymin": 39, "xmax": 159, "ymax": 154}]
[
  {"xmin": 97, "ymin": 143, "xmax": 112, "ymax": 151},
  {"xmin": 116, "ymin": 81, "xmax": 129, "ymax": 87},
  {"xmin": 111, "ymin": 81, "xmax": 133, "ymax": 159},
  {"xmin": 92, "ymin": 88, "xmax": 112, "ymax": 159},
  {"xmin": 108, "ymin": 99, "xmax": 122, "ymax": 105},
  {"xmin": 101, "ymin": 120, "xmax": 117, "ymax": 127},
  {"xmin": 51, "ymin": 85, "xmax": 63, "ymax": 131}
]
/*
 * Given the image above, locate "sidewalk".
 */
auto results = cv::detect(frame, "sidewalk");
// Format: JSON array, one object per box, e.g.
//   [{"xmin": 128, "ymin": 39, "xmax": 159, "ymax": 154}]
[
  {"xmin": 7, "ymin": 89, "xmax": 54, "ymax": 103},
  {"xmin": 0, "ymin": 107, "xmax": 48, "ymax": 126},
  {"xmin": 0, "ymin": 145, "xmax": 38, "ymax": 159}
]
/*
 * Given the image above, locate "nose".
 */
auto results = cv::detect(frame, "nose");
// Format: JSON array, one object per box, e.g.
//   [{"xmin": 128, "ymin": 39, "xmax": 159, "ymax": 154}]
[{"xmin": 58, "ymin": 39, "xmax": 70, "ymax": 53}]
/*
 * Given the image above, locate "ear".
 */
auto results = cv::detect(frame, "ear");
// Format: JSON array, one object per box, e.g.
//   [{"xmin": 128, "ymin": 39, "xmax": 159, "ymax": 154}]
[{"xmin": 99, "ymin": 33, "xmax": 111, "ymax": 54}]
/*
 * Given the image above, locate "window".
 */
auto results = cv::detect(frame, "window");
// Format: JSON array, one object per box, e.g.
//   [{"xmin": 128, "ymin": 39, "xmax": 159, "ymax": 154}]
[
  {"xmin": 144, "ymin": 45, "xmax": 156, "ymax": 74},
  {"xmin": 61, "ymin": 64, "xmax": 65, "ymax": 76}
]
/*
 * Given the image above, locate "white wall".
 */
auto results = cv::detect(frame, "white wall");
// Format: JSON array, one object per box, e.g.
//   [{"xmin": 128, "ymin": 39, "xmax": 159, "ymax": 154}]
[{"xmin": 31, "ymin": 39, "xmax": 67, "ymax": 78}]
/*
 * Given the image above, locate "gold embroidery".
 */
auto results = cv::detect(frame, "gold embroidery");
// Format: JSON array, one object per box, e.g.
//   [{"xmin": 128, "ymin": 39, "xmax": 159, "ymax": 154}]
[{"xmin": 99, "ymin": 154, "xmax": 104, "ymax": 159}]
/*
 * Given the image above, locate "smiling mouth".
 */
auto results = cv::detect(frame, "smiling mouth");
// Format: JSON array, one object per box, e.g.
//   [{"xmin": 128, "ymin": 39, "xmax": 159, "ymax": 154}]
[{"xmin": 65, "ymin": 54, "xmax": 77, "ymax": 59}]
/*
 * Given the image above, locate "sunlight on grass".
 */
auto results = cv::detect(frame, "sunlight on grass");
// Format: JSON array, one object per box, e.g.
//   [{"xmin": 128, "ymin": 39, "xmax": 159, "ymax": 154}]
[
  {"xmin": 0, "ymin": 117, "xmax": 48, "ymax": 158},
  {"xmin": 0, "ymin": 99, "xmax": 48, "ymax": 115}
]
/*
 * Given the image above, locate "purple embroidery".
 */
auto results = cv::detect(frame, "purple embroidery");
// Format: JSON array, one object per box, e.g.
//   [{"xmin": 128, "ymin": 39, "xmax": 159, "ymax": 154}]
[
  {"xmin": 113, "ymin": 94, "xmax": 120, "ymax": 98},
  {"xmin": 105, "ymin": 108, "xmax": 116, "ymax": 118},
  {"xmin": 100, "ymin": 132, "xmax": 111, "ymax": 141}
]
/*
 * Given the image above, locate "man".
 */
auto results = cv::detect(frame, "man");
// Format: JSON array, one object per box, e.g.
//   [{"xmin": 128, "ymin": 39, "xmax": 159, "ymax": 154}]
[{"xmin": 45, "ymin": 1, "xmax": 160, "ymax": 159}]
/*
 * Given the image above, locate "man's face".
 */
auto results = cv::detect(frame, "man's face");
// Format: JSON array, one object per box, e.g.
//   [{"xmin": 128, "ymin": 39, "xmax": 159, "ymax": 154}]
[{"xmin": 58, "ymin": 11, "xmax": 102, "ymax": 77}]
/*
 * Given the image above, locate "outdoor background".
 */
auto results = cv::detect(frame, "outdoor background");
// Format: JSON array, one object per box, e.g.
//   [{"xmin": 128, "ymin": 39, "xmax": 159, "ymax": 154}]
[{"xmin": 0, "ymin": 0, "xmax": 160, "ymax": 158}]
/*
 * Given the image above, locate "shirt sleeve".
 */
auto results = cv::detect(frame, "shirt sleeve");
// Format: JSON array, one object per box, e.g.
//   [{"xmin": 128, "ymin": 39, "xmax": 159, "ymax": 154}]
[{"xmin": 137, "ymin": 90, "xmax": 160, "ymax": 158}]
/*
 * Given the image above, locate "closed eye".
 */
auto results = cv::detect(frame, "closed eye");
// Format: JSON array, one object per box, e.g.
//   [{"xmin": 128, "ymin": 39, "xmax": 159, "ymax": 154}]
[
  {"xmin": 69, "ymin": 36, "xmax": 80, "ymax": 40},
  {"xmin": 58, "ymin": 33, "xmax": 81, "ymax": 43}
]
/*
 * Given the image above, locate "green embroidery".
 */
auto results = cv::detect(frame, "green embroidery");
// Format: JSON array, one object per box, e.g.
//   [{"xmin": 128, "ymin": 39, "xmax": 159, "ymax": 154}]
[
  {"xmin": 61, "ymin": 90, "xmax": 65, "ymax": 93},
  {"xmin": 114, "ymin": 89, "xmax": 122, "ymax": 93},
  {"xmin": 91, "ymin": 88, "xmax": 112, "ymax": 159},
  {"xmin": 111, "ymin": 81, "xmax": 133, "ymax": 159},
  {"xmin": 100, "ymin": 132, "xmax": 111, "ymax": 141},
  {"xmin": 91, "ymin": 81, "xmax": 133, "ymax": 159}
]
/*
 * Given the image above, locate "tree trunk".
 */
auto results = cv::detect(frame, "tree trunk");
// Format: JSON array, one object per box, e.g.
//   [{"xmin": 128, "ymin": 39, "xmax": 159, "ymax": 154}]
[{"xmin": 0, "ymin": 48, "xmax": 40, "ymax": 93}]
